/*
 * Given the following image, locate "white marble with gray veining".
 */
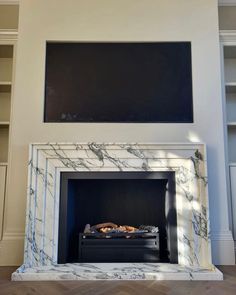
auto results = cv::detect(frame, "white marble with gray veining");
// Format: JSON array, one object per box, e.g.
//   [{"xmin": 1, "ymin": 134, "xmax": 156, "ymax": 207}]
[
  {"xmin": 13, "ymin": 143, "xmax": 220, "ymax": 280},
  {"xmin": 12, "ymin": 263, "xmax": 223, "ymax": 281}
]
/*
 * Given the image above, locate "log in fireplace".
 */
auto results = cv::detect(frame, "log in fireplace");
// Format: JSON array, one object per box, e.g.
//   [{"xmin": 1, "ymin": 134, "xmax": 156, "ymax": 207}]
[
  {"xmin": 58, "ymin": 172, "xmax": 178, "ymax": 264},
  {"xmin": 79, "ymin": 222, "xmax": 160, "ymax": 262}
]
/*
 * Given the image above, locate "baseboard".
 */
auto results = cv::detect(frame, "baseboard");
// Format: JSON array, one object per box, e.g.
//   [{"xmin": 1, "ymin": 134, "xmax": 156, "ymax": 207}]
[
  {"xmin": 211, "ymin": 231, "xmax": 235, "ymax": 265},
  {"xmin": 0, "ymin": 231, "xmax": 235, "ymax": 266},
  {"xmin": 0, "ymin": 232, "xmax": 24, "ymax": 266}
]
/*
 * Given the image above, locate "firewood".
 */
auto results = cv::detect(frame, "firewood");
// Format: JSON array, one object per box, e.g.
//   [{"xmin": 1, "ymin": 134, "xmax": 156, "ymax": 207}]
[
  {"xmin": 123, "ymin": 225, "xmax": 138, "ymax": 232},
  {"xmin": 90, "ymin": 222, "xmax": 118, "ymax": 232}
]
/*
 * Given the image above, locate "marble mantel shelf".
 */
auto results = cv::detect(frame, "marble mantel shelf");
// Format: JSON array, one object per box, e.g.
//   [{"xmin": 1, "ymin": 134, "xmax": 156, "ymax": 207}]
[{"xmin": 12, "ymin": 143, "xmax": 223, "ymax": 281}]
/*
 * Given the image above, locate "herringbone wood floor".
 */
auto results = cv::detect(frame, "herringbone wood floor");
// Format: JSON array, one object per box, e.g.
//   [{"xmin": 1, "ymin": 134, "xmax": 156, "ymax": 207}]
[{"xmin": 0, "ymin": 266, "xmax": 235, "ymax": 295}]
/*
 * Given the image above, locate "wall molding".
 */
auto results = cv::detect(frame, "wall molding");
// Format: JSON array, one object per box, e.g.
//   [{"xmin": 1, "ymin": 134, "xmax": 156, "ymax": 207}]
[
  {"xmin": 0, "ymin": 0, "xmax": 233, "ymax": 7},
  {"xmin": 0, "ymin": 30, "xmax": 18, "ymax": 41},
  {"xmin": 220, "ymin": 30, "xmax": 236, "ymax": 43},
  {"xmin": 0, "ymin": 0, "xmax": 19, "ymax": 4},
  {"xmin": 211, "ymin": 230, "xmax": 234, "ymax": 241},
  {"xmin": 1, "ymin": 0, "xmax": 234, "ymax": 7},
  {"xmin": 2, "ymin": 232, "xmax": 24, "ymax": 239},
  {"xmin": 219, "ymin": 0, "xmax": 236, "ymax": 6}
]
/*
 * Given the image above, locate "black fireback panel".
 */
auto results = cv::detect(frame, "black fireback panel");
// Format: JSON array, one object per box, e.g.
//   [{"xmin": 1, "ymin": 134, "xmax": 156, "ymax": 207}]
[{"xmin": 58, "ymin": 172, "xmax": 178, "ymax": 264}]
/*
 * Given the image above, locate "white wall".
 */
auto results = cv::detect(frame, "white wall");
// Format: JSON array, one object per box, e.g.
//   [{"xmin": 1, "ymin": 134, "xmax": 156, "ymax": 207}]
[{"xmin": 0, "ymin": 0, "xmax": 235, "ymax": 265}]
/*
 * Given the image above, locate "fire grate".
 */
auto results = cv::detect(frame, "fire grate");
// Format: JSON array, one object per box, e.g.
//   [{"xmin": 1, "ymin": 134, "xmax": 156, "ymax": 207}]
[{"xmin": 78, "ymin": 232, "xmax": 160, "ymax": 262}]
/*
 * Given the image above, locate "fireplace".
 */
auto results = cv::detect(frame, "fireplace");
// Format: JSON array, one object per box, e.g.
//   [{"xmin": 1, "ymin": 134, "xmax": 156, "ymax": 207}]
[
  {"xmin": 12, "ymin": 143, "xmax": 223, "ymax": 280},
  {"xmin": 58, "ymin": 172, "xmax": 178, "ymax": 264}
]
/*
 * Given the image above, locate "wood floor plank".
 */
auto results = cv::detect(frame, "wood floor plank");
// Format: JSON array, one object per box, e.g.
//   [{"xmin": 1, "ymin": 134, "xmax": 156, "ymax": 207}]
[{"xmin": 0, "ymin": 266, "xmax": 235, "ymax": 295}]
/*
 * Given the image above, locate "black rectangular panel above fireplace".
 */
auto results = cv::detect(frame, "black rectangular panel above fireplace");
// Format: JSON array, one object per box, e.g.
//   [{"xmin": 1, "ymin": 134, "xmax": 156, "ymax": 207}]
[
  {"xmin": 44, "ymin": 42, "xmax": 193, "ymax": 123},
  {"xmin": 58, "ymin": 172, "xmax": 178, "ymax": 264}
]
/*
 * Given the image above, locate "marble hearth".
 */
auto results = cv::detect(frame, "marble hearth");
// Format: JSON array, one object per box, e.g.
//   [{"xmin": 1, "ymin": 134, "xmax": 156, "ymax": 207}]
[{"xmin": 12, "ymin": 143, "xmax": 222, "ymax": 280}]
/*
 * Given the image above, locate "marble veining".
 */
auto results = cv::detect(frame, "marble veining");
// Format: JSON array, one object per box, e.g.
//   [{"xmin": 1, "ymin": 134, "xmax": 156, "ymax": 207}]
[
  {"xmin": 12, "ymin": 263, "xmax": 222, "ymax": 281},
  {"xmin": 12, "ymin": 143, "xmax": 220, "ymax": 281}
]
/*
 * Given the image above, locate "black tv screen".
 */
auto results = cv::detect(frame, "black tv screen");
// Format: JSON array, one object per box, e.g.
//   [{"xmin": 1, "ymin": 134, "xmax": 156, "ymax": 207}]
[{"xmin": 44, "ymin": 42, "xmax": 193, "ymax": 123}]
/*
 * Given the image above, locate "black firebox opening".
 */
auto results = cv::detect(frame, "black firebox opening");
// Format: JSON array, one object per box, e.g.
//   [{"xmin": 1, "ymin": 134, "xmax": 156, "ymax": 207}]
[{"xmin": 58, "ymin": 172, "xmax": 178, "ymax": 264}]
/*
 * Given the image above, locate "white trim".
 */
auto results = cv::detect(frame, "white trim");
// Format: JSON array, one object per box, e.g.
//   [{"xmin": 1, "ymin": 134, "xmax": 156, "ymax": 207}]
[
  {"xmin": 0, "ymin": 0, "xmax": 233, "ymax": 7},
  {"xmin": 0, "ymin": 30, "xmax": 18, "ymax": 41},
  {"xmin": 211, "ymin": 230, "xmax": 234, "ymax": 241},
  {"xmin": 219, "ymin": 0, "xmax": 236, "ymax": 6},
  {"xmin": 220, "ymin": 30, "xmax": 236, "ymax": 43},
  {"xmin": 0, "ymin": 1, "xmax": 234, "ymax": 7},
  {"xmin": 0, "ymin": 1, "xmax": 233, "ymax": 7},
  {"xmin": 0, "ymin": 0, "xmax": 19, "ymax": 4},
  {"xmin": 3, "ymin": 232, "xmax": 24, "ymax": 239}
]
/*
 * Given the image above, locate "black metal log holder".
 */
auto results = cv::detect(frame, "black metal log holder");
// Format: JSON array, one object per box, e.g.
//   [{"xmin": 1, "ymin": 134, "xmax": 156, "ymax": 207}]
[{"xmin": 78, "ymin": 232, "xmax": 160, "ymax": 263}]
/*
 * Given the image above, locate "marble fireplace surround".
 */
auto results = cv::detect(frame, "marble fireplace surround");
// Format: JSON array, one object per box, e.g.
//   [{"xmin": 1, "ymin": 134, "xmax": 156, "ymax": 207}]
[{"xmin": 12, "ymin": 143, "xmax": 222, "ymax": 280}]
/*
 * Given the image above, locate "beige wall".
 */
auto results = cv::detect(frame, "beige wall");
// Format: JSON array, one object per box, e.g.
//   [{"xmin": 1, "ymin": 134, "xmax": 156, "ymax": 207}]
[
  {"xmin": 1, "ymin": 0, "xmax": 235, "ymax": 265},
  {"xmin": 0, "ymin": 5, "xmax": 19, "ymax": 30},
  {"xmin": 219, "ymin": 6, "xmax": 236, "ymax": 30}
]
